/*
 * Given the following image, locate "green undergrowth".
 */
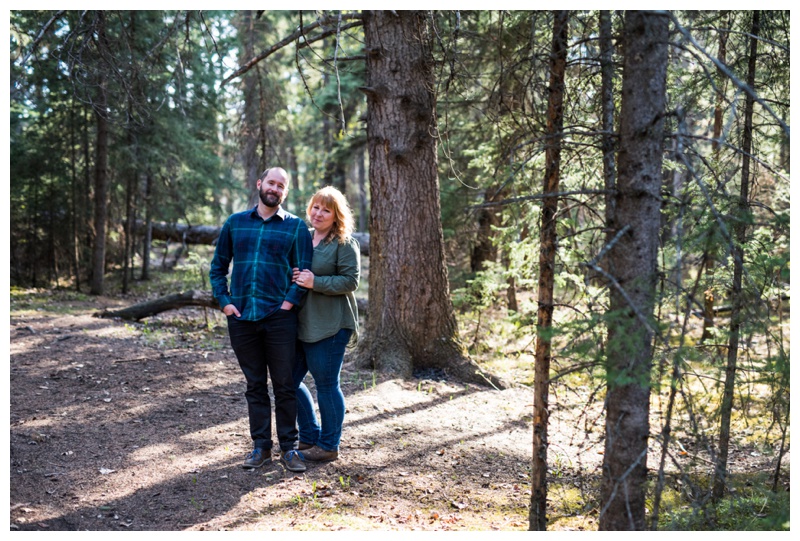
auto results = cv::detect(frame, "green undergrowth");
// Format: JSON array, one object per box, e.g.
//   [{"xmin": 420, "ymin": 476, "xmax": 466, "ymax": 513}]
[
  {"xmin": 546, "ymin": 471, "xmax": 789, "ymax": 531},
  {"xmin": 656, "ymin": 472, "xmax": 789, "ymax": 530}
]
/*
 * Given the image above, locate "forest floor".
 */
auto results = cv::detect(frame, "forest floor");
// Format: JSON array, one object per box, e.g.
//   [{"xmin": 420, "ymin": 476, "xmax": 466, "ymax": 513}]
[{"xmin": 8, "ymin": 288, "xmax": 789, "ymax": 531}]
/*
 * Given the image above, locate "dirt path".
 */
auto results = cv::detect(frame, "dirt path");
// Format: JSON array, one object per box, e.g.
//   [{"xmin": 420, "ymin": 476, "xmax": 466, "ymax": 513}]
[
  {"xmin": 10, "ymin": 307, "xmax": 579, "ymax": 531},
  {"xmin": 9, "ymin": 294, "xmax": 790, "ymax": 531}
]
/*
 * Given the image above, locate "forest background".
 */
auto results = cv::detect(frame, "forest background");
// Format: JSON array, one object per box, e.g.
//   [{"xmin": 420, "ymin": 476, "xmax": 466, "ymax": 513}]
[{"xmin": 7, "ymin": 9, "xmax": 791, "ymax": 531}]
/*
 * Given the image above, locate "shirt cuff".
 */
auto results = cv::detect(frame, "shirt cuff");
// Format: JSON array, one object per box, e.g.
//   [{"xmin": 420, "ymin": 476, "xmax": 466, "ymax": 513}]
[
  {"xmin": 284, "ymin": 286, "xmax": 305, "ymax": 306},
  {"xmin": 216, "ymin": 295, "xmax": 233, "ymax": 310}
]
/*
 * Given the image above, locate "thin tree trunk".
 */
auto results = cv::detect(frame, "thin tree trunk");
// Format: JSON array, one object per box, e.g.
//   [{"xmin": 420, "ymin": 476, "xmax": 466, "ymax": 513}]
[
  {"xmin": 600, "ymin": 10, "xmax": 616, "ymax": 270},
  {"xmin": 355, "ymin": 10, "xmax": 502, "ymax": 388},
  {"xmin": 122, "ymin": 165, "xmax": 135, "ymax": 294},
  {"xmin": 702, "ymin": 12, "xmax": 730, "ymax": 341},
  {"xmin": 90, "ymin": 11, "xmax": 110, "ymax": 296},
  {"xmin": 122, "ymin": 124, "xmax": 136, "ymax": 294},
  {"xmin": 141, "ymin": 170, "xmax": 153, "ymax": 280},
  {"xmin": 123, "ymin": 12, "xmax": 139, "ymax": 293},
  {"xmin": 470, "ymin": 190, "xmax": 500, "ymax": 273},
  {"xmin": 529, "ymin": 10, "xmax": 568, "ymax": 532},
  {"xmin": 239, "ymin": 10, "xmax": 262, "ymax": 207},
  {"xmin": 713, "ymin": 10, "xmax": 759, "ymax": 502},
  {"xmin": 599, "ymin": 10, "xmax": 668, "ymax": 531},
  {"xmin": 83, "ymin": 99, "xmax": 93, "ymax": 269},
  {"xmin": 288, "ymin": 142, "xmax": 301, "ymax": 215},
  {"xmin": 505, "ymin": 253, "xmax": 518, "ymax": 312},
  {"xmin": 70, "ymin": 97, "xmax": 81, "ymax": 291},
  {"xmin": 29, "ymin": 179, "xmax": 38, "ymax": 287},
  {"xmin": 48, "ymin": 182, "xmax": 59, "ymax": 286}
]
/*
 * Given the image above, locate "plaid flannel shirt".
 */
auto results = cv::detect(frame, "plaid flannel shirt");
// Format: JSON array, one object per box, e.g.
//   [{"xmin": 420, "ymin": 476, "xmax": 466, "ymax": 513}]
[{"xmin": 210, "ymin": 206, "xmax": 313, "ymax": 321}]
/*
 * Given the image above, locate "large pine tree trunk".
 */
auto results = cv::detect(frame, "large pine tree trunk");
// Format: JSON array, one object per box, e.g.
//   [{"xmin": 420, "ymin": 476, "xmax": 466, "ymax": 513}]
[
  {"xmin": 355, "ymin": 10, "xmax": 500, "ymax": 387},
  {"xmin": 713, "ymin": 10, "xmax": 759, "ymax": 501},
  {"xmin": 599, "ymin": 11, "xmax": 668, "ymax": 531},
  {"xmin": 529, "ymin": 10, "xmax": 569, "ymax": 532}
]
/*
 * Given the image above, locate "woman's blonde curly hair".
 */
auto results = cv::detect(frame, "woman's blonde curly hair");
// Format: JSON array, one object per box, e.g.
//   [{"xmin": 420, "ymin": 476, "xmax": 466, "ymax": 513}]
[{"xmin": 306, "ymin": 186, "xmax": 355, "ymax": 244}]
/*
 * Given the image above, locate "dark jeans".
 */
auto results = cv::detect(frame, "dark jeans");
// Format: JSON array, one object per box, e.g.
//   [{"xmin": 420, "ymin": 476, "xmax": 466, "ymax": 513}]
[
  {"xmin": 227, "ymin": 309, "xmax": 298, "ymax": 452},
  {"xmin": 293, "ymin": 328, "xmax": 352, "ymax": 451}
]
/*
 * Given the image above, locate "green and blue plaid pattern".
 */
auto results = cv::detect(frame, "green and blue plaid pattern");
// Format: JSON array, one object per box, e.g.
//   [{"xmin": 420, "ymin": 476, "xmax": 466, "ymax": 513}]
[{"xmin": 210, "ymin": 206, "xmax": 313, "ymax": 321}]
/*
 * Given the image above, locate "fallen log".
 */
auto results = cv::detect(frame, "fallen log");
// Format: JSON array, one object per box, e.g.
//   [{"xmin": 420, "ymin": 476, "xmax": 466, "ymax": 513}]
[
  {"xmin": 351, "ymin": 232, "xmax": 370, "ymax": 256},
  {"xmin": 134, "ymin": 219, "xmax": 370, "ymax": 255},
  {"xmin": 134, "ymin": 220, "xmax": 222, "ymax": 245},
  {"xmin": 94, "ymin": 290, "xmax": 218, "ymax": 321},
  {"xmin": 94, "ymin": 290, "xmax": 369, "ymax": 321},
  {"xmin": 692, "ymin": 293, "xmax": 789, "ymax": 318}
]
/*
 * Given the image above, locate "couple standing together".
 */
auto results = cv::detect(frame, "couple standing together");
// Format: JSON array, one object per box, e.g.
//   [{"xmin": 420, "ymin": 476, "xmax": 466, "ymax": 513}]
[{"xmin": 209, "ymin": 166, "xmax": 360, "ymax": 473}]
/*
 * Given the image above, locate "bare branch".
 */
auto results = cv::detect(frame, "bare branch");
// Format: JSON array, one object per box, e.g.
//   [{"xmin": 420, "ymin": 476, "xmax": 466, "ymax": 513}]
[
  {"xmin": 19, "ymin": 10, "xmax": 65, "ymax": 67},
  {"xmin": 221, "ymin": 11, "xmax": 363, "ymax": 86},
  {"xmin": 585, "ymin": 224, "xmax": 631, "ymax": 270},
  {"xmin": 333, "ymin": 11, "xmax": 346, "ymax": 135}
]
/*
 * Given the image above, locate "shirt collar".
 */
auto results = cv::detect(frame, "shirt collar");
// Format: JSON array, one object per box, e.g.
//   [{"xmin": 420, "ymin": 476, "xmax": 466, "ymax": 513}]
[{"xmin": 250, "ymin": 205, "xmax": 288, "ymax": 221}]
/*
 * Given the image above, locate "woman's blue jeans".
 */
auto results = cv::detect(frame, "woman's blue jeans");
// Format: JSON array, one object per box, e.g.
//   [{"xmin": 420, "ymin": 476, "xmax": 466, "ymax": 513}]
[{"xmin": 293, "ymin": 328, "xmax": 352, "ymax": 452}]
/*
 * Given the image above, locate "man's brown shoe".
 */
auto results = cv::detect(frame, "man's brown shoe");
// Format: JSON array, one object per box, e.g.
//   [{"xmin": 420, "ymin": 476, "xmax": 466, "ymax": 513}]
[
  {"xmin": 298, "ymin": 441, "xmax": 314, "ymax": 451},
  {"xmin": 301, "ymin": 446, "xmax": 338, "ymax": 462},
  {"xmin": 280, "ymin": 449, "xmax": 307, "ymax": 472}
]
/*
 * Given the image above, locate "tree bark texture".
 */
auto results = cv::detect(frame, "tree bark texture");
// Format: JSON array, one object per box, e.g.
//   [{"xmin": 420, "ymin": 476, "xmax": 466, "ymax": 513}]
[
  {"xmin": 529, "ymin": 10, "xmax": 569, "ymax": 532},
  {"xmin": 356, "ymin": 10, "xmax": 498, "ymax": 387},
  {"xmin": 713, "ymin": 10, "xmax": 759, "ymax": 501},
  {"xmin": 599, "ymin": 11, "xmax": 668, "ymax": 531},
  {"xmin": 357, "ymin": 145, "xmax": 368, "ymax": 232}
]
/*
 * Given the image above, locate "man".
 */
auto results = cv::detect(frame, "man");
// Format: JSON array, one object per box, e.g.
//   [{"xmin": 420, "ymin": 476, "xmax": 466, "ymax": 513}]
[{"xmin": 210, "ymin": 167, "xmax": 313, "ymax": 472}]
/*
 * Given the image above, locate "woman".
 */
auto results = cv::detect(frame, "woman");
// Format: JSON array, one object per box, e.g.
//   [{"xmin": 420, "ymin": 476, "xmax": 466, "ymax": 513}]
[{"xmin": 292, "ymin": 186, "xmax": 360, "ymax": 462}]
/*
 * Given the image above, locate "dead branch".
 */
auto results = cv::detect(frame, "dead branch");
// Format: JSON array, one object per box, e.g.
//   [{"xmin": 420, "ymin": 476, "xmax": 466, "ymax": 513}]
[{"xmin": 221, "ymin": 12, "xmax": 364, "ymax": 86}]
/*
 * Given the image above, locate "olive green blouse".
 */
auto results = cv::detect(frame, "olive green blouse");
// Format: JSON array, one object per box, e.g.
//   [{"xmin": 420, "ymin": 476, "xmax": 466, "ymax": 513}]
[{"xmin": 297, "ymin": 234, "xmax": 360, "ymax": 344}]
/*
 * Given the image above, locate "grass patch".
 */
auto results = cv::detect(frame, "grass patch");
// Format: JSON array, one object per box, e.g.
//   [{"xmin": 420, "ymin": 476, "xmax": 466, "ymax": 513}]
[
  {"xmin": 10, "ymin": 287, "xmax": 93, "ymax": 316},
  {"xmin": 657, "ymin": 473, "xmax": 789, "ymax": 530}
]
